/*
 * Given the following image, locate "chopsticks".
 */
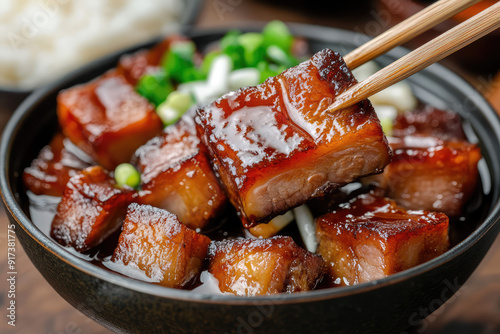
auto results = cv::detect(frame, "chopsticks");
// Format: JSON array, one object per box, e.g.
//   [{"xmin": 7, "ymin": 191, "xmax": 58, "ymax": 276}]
[
  {"xmin": 328, "ymin": 0, "xmax": 500, "ymax": 113},
  {"xmin": 343, "ymin": 0, "xmax": 482, "ymax": 70}
]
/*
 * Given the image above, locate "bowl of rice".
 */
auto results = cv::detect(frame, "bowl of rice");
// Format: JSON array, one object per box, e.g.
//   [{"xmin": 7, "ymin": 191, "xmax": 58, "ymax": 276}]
[{"xmin": 0, "ymin": 0, "xmax": 200, "ymax": 109}]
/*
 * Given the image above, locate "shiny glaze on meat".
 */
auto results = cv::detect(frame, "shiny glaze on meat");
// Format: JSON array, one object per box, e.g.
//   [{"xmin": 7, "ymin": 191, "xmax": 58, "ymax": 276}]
[
  {"xmin": 378, "ymin": 135, "xmax": 481, "ymax": 216},
  {"xmin": 196, "ymin": 49, "xmax": 391, "ymax": 228},
  {"xmin": 57, "ymin": 70, "xmax": 163, "ymax": 170},
  {"xmin": 23, "ymin": 133, "xmax": 91, "ymax": 196},
  {"xmin": 111, "ymin": 203, "xmax": 211, "ymax": 288},
  {"xmin": 51, "ymin": 166, "xmax": 135, "ymax": 251},
  {"xmin": 208, "ymin": 236, "xmax": 325, "ymax": 296},
  {"xmin": 134, "ymin": 115, "xmax": 227, "ymax": 230},
  {"xmin": 316, "ymin": 189, "xmax": 449, "ymax": 286}
]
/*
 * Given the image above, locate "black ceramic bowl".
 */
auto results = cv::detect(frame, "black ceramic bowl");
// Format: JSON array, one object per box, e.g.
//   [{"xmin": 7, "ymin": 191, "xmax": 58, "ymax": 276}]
[{"xmin": 2, "ymin": 24, "xmax": 500, "ymax": 334}]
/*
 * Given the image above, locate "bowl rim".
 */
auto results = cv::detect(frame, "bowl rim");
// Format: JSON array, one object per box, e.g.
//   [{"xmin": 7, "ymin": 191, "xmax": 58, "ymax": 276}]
[{"xmin": 2, "ymin": 23, "xmax": 500, "ymax": 306}]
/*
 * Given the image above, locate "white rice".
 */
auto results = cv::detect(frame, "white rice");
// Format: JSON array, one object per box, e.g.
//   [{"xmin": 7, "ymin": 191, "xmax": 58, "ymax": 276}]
[{"xmin": 0, "ymin": 0, "xmax": 184, "ymax": 89}]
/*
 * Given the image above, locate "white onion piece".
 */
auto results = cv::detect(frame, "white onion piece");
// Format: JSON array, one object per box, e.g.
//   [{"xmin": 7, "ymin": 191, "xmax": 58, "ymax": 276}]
[
  {"xmin": 191, "ymin": 271, "xmax": 227, "ymax": 295},
  {"xmin": 293, "ymin": 204, "xmax": 317, "ymax": 252},
  {"xmin": 228, "ymin": 68, "xmax": 260, "ymax": 91},
  {"xmin": 370, "ymin": 83, "xmax": 418, "ymax": 112}
]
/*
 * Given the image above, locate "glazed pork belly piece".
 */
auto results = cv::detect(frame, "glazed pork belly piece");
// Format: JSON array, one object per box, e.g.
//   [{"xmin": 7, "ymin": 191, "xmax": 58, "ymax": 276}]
[
  {"xmin": 392, "ymin": 106, "xmax": 467, "ymax": 141},
  {"xmin": 196, "ymin": 48, "xmax": 391, "ymax": 228},
  {"xmin": 111, "ymin": 203, "xmax": 211, "ymax": 288},
  {"xmin": 371, "ymin": 135, "xmax": 481, "ymax": 216},
  {"xmin": 57, "ymin": 70, "xmax": 163, "ymax": 170},
  {"xmin": 208, "ymin": 236, "xmax": 325, "ymax": 296},
  {"xmin": 316, "ymin": 190, "xmax": 449, "ymax": 286},
  {"xmin": 51, "ymin": 166, "xmax": 135, "ymax": 252},
  {"xmin": 134, "ymin": 116, "xmax": 227, "ymax": 230},
  {"xmin": 117, "ymin": 35, "xmax": 188, "ymax": 85},
  {"xmin": 23, "ymin": 133, "xmax": 91, "ymax": 196}
]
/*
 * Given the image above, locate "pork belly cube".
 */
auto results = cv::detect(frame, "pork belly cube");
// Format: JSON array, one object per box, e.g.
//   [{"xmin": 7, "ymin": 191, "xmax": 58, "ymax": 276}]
[
  {"xmin": 196, "ymin": 48, "xmax": 391, "ymax": 228},
  {"xmin": 117, "ymin": 35, "xmax": 188, "ymax": 85},
  {"xmin": 135, "ymin": 116, "xmax": 227, "ymax": 230},
  {"xmin": 111, "ymin": 203, "xmax": 211, "ymax": 288},
  {"xmin": 316, "ymin": 190, "xmax": 449, "ymax": 286},
  {"xmin": 393, "ymin": 106, "xmax": 467, "ymax": 141},
  {"xmin": 57, "ymin": 70, "xmax": 163, "ymax": 170},
  {"xmin": 376, "ymin": 135, "xmax": 481, "ymax": 216},
  {"xmin": 51, "ymin": 166, "xmax": 135, "ymax": 252},
  {"xmin": 23, "ymin": 133, "xmax": 91, "ymax": 196},
  {"xmin": 208, "ymin": 236, "xmax": 325, "ymax": 296}
]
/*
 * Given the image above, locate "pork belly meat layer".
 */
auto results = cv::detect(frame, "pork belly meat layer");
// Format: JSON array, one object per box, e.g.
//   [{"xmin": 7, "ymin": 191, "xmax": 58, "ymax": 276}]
[
  {"xmin": 23, "ymin": 133, "xmax": 91, "ymax": 196},
  {"xmin": 51, "ymin": 166, "xmax": 135, "ymax": 252},
  {"xmin": 376, "ymin": 135, "xmax": 481, "ymax": 216},
  {"xmin": 196, "ymin": 48, "xmax": 391, "ymax": 228},
  {"xmin": 208, "ymin": 236, "xmax": 325, "ymax": 296},
  {"xmin": 111, "ymin": 203, "xmax": 211, "ymax": 288},
  {"xmin": 135, "ymin": 116, "xmax": 227, "ymax": 230},
  {"xmin": 316, "ymin": 190, "xmax": 449, "ymax": 286},
  {"xmin": 57, "ymin": 70, "xmax": 163, "ymax": 170}
]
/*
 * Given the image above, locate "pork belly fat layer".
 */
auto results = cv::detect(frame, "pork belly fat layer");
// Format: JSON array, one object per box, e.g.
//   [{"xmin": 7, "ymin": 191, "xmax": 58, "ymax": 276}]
[
  {"xmin": 208, "ymin": 236, "xmax": 325, "ymax": 296},
  {"xmin": 23, "ymin": 133, "xmax": 91, "ymax": 196},
  {"xmin": 316, "ymin": 190, "xmax": 449, "ymax": 286},
  {"xmin": 50, "ymin": 166, "xmax": 135, "ymax": 252},
  {"xmin": 196, "ymin": 48, "xmax": 391, "ymax": 228},
  {"xmin": 111, "ymin": 203, "xmax": 211, "ymax": 288},
  {"xmin": 135, "ymin": 116, "xmax": 227, "ymax": 230},
  {"xmin": 57, "ymin": 70, "xmax": 163, "ymax": 170},
  {"xmin": 382, "ymin": 135, "xmax": 481, "ymax": 216}
]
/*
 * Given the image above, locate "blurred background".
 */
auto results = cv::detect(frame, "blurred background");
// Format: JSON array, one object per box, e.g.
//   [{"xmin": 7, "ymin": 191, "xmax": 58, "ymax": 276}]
[{"xmin": 1, "ymin": 0, "xmax": 499, "ymax": 333}]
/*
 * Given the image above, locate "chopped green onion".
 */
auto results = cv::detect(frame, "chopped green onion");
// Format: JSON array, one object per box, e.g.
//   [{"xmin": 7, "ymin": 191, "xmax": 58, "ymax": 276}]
[
  {"xmin": 220, "ymin": 30, "xmax": 245, "ymax": 69},
  {"xmin": 135, "ymin": 71, "xmax": 173, "ymax": 107},
  {"xmin": 157, "ymin": 91, "xmax": 193, "ymax": 127},
  {"xmin": 257, "ymin": 61, "xmax": 287, "ymax": 83},
  {"xmin": 114, "ymin": 163, "xmax": 141, "ymax": 189},
  {"xmin": 166, "ymin": 91, "xmax": 193, "ymax": 114},
  {"xmin": 262, "ymin": 20, "xmax": 293, "ymax": 52},
  {"xmin": 238, "ymin": 32, "xmax": 265, "ymax": 67},
  {"xmin": 266, "ymin": 45, "xmax": 298, "ymax": 68},
  {"xmin": 162, "ymin": 41, "xmax": 199, "ymax": 83}
]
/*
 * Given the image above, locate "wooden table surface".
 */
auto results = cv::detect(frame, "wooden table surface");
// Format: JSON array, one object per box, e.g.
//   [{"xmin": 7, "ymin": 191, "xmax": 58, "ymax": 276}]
[{"xmin": 1, "ymin": 1, "xmax": 500, "ymax": 333}]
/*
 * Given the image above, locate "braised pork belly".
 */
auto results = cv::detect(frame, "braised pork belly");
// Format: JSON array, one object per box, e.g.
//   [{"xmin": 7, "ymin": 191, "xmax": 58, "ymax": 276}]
[
  {"xmin": 111, "ymin": 203, "xmax": 211, "ymax": 288},
  {"xmin": 208, "ymin": 236, "xmax": 325, "ymax": 296},
  {"xmin": 51, "ymin": 166, "xmax": 135, "ymax": 252},
  {"xmin": 23, "ymin": 133, "xmax": 91, "ymax": 196},
  {"xmin": 57, "ymin": 70, "xmax": 163, "ymax": 170},
  {"xmin": 196, "ymin": 49, "xmax": 391, "ymax": 228},
  {"xmin": 393, "ymin": 106, "xmax": 467, "ymax": 141},
  {"xmin": 134, "ymin": 116, "xmax": 227, "ymax": 230},
  {"xmin": 370, "ymin": 135, "xmax": 481, "ymax": 216},
  {"xmin": 316, "ymin": 190, "xmax": 449, "ymax": 286}
]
